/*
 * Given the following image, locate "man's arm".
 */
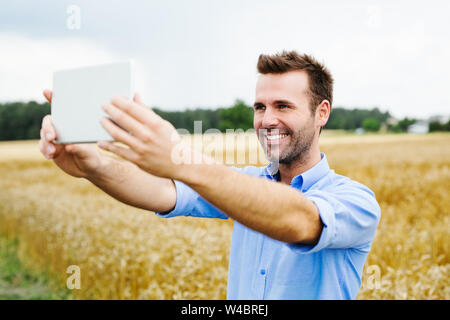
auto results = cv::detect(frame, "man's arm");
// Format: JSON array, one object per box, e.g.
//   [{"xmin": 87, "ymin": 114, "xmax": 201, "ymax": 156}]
[
  {"xmin": 39, "ymin": 90, "xmax": 177, "ymax": 213},
  {"xmin": 87, "ymin": 156, "xmax": 176, "ymax": 213},
  {"xmin": 96, "ymin": 96, "xmax": 323, "ymax": 244},
  {"xmin": 176, "ymin": 158, "xmax": 323, "ymax": 244}
]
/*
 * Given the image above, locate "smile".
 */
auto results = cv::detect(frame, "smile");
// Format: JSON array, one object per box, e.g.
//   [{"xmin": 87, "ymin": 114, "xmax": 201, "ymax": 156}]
[
  {"xmin": 266, "ymin": 133, "xmax": 288, "ymax": 140},
  {"xmin": 265, "ymin": 133, "xmax": 289, "ymax": 144}
]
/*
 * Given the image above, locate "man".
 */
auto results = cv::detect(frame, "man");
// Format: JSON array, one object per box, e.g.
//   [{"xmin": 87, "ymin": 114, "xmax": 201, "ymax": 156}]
[{"xmin": 39, "ymin": 51, "xmax": 380, "ymax": 299}]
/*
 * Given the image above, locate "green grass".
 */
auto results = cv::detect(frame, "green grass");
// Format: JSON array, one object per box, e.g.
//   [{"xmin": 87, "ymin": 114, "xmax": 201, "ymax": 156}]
[{"xmin": 0, "ymin": 236, "xmax": 71, "ymax": 300}]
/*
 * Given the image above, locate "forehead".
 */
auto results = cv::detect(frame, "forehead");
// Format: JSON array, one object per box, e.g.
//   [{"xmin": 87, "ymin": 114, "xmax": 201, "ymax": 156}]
[{"xmin": 255, "ymin": 70, "xmax": 309, "ymax": 104}]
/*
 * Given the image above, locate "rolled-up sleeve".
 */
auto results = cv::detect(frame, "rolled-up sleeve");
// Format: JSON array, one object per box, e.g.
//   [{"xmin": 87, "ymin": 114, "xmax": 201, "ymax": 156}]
[
  {"xmin": 155, "ymin": 166, "xmax": 255, "ymax": 219},
  {"xmin": 288, "ymin": 182, "xmax": 381, "ymax": 254},
  {"xmin": 154, "ymin": 180, "xmax": 229, "ymax": 219}
]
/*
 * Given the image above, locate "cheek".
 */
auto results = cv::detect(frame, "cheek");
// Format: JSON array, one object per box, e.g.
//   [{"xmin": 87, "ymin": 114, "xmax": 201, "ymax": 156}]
[
  {"xmin": 253, "ymin": 116, "xmax": 261, "ymax": 129},
  {"xmin": 307, "ymin": 117, "xmax": 318, "ymax": 135},
  {"xmin": 290, "ymin": 118, "xmax": 314, "ymax": 136}
]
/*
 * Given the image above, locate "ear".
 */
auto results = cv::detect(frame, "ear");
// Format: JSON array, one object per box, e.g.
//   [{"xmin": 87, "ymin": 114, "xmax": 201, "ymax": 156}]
[{"xmin": 315, "ymin": 100, "xmax": 331, "ymax": 130}]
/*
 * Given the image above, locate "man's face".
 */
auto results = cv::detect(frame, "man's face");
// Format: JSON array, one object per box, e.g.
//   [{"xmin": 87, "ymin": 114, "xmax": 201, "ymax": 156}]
[{"xmin": 253, "ymin": 71, "xmax": 318, "ymax": 164}]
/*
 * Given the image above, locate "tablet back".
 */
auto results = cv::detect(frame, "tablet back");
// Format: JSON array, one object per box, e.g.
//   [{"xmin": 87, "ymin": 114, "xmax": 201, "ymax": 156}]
[{"xmin": 51, "ymin": 61, "xmax": 133, "ymax": 144}]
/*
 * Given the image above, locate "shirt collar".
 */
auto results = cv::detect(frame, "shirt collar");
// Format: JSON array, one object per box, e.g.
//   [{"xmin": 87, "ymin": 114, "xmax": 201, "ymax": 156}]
[{"xmin": 262, "ymin": 152, "xmax": 330, "ymax": 190}]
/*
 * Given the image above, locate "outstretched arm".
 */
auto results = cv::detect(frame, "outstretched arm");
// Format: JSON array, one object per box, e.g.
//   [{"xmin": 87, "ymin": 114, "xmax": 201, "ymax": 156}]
[
  {"xmin": 39, "ymin": 90, "xmax": 176, "ymax": 213},
  {"xmin": 98, "ymin": 96, "xmax": 323, "ymax": 244},
  {"xmin": 177, "ymin": 160, "xmax": 323, "ymax": 244},
  {"xmin": 86, "ymin": 157, "xmax": 177, "ymax": 213}
]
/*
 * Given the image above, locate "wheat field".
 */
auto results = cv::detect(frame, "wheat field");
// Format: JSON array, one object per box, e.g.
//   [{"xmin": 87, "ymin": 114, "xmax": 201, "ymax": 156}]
[{"xmin": 0, "ymin": 133, "xmax": 449, "ymax": 299}]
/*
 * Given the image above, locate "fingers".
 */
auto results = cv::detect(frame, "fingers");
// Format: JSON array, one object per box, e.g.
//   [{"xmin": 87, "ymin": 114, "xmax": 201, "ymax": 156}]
[
  {"xmin": 43, "ymin": 89, "xmax": 52, "ymax": 103},
  {"xmin": 38, "ymin": 139, "xmax": 50, "ymax": 159},
  {"xmin": 41, "ymin": 115, "xmax": 56, "ymax": 141},
  {"xmin": 39, "ymin": 139, "xmax": 56, "ymax": 159},
  {"xmin": 99, "ymin": 116, "xmax": 147, "ymax": 151},
  {"xmin": 101, "ymin": 103, "xmax": 151, "ymax": 142},
  {"xmin": 39, "ymin": 129, "xmax": 56, "ymax": 159},
  {"xmin": 97, "ymin": 140, "xmax": 139, "ymax": 162},
  {"xmin": 110, "ymin": 96, "xmax": 161, "ymax": 127},
  {"xmin": 39, "ymin": 114, "xmax": 60, "ymax": 159}
]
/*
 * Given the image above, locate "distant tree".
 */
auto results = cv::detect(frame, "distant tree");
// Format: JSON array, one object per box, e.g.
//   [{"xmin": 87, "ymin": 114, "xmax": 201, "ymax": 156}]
[
  {"xmin": 218, "ymin": 99, "xmax": 253, "ymax": 132},
  {"xmin": 362, "ymin": 117, "xmax": 381, "ymax": 132},
  {"xmin": 429, "ymin": 121, "xmax": 444, "ymax": 132},
  {"xmin": 395, "ymin": 118, "xmax": 416, "ymax": 132},
  {"xmin": 0, "ymin": 101, "xmax": 50, "ymax": 141},
  {"xmin": 325, "ymin": 107, "xmax": 390, "ymax": 130},
  {"xmin": 153, "ymin": 107, "xmax": 221, "ymax": 133},
  {"xmin": 429, "ymin": 120, "xmax": 450, "ymax": 132},
  {"xmin": 1, "ymin": 99, "xmax": 430, "ymax": 140}
]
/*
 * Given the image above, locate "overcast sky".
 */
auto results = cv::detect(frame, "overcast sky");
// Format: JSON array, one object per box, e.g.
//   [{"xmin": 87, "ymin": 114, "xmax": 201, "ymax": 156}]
[{"xmin": 1, "ymin": 0, "xmax": 449, "ymax": 119}]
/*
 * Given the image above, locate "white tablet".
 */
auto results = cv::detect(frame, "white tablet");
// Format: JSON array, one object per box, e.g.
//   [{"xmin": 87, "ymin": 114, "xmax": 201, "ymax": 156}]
[{"xmin": 51, "ymin": 61, "xmax": 134, "ymax": 144}]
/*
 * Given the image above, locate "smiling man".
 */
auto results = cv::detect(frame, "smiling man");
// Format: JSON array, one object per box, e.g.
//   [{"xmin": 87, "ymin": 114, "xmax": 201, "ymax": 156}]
[{"xmin": 39, "ymin": 50, "xmax": 380, "ymax": 300}]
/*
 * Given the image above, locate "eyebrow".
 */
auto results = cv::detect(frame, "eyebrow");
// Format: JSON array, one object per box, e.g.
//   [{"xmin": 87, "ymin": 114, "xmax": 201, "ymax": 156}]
[
  {"xmin": 253, "ymin": 99, "xmax": 295, "ymax": 107},
  {"xmin": 273, "ymin": 99, "xmax": 295, "ymax": 105}
]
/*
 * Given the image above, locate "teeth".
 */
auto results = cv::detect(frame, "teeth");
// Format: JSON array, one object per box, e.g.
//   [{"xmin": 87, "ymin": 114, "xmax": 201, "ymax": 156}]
[{"xmin": 266, "ymin": 134, "xmax": 288, "ymax": 140}]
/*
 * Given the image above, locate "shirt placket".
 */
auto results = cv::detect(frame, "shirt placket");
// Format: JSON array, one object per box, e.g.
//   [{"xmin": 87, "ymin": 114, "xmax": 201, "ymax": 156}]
[
  {"xmin": 253, "ymin": 171, "xmax": 277, "ymax": 299},
  {"xmin": 254, "ymin": 235, "xmax": 269, "ymax": 299}
]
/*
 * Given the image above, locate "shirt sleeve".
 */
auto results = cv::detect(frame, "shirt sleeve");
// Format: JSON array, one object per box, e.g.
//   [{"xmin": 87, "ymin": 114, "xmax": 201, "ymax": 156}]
[
  {"xmin": 154, "ymin": 166, "xmax": 253, "ymax": 219},
  {"xmin": 288, "ymin": 181, "xmax": 381, "ymax": 254}
]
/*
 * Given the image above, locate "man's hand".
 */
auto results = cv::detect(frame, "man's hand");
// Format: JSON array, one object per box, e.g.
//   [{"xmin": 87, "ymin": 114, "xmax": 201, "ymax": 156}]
[
  {"xmin": 39, "ymin": 90, "xmax": 177, "ymax": 213},
  {"xmin": 39, "ymin": 89, "xmax": 110, "ymax": 178},
  {"xmin": 98, "ymin": 96, "xmax": 196, "ymax": 180}
]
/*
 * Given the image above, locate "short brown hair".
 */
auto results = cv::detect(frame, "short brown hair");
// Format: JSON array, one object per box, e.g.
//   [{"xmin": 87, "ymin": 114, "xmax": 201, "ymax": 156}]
[{"xmin": 257, "ymin": 50, "xmax": 334, "ymax": 113}]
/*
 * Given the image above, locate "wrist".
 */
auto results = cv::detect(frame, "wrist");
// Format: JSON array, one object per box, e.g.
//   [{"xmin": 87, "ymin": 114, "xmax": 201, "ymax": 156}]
[
  {"xmin": 84, "ymin": 155, "xmax": 116, "ymax": 183},
  {"xmin": 173, "ymin": 148, "xmax": 217, "ymax": 186}
]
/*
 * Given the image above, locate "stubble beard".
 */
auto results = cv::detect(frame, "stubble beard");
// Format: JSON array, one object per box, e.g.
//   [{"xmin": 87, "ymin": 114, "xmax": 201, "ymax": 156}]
[
  {"xmin": 260, "ymin": 120, "xmax": 316, "ymax": 166},
  {"xmin": 278, "ymin": 124, "xmax": 315, "ymax": 165}
]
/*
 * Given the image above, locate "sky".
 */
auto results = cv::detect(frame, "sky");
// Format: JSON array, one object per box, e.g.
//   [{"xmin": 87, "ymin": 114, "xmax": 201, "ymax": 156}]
[{"xmin": 0, "ymin": 0, "xmax": 449, "ymax": 119}]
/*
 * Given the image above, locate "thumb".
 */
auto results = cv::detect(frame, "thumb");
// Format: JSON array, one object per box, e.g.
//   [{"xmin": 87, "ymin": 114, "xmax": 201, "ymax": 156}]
[{"xmin": 65, "ymin": 144, "xmax": 93, "ymax": 159}]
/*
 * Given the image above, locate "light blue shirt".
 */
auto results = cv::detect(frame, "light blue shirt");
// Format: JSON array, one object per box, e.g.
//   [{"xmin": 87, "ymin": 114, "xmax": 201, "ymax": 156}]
[{"xmin": 155, "ymin": 153, "xmax": 381, "ymax": 299}]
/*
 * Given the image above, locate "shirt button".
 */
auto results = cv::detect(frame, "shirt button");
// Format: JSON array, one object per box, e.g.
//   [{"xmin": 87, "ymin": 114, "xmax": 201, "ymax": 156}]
[{"xmin": 260, "ymin": 269, "xmax": 266, "ymax": 275}]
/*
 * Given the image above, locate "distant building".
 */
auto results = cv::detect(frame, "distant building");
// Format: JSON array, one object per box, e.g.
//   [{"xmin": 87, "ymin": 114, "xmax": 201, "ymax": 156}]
[
  {"xmin": 355, "ymin": 128, "xmax": 365, "ymax": 135},
  {"xmin": 408, "ymin": 121, "xmax": 429, "ymax": 134},
  {"xmin": 386, "ymin": 117, "xmax": 399, "ymax": 126},
  {"xmin": 379, "ymin": 122, "xmax": 388, "ymax": 133}
]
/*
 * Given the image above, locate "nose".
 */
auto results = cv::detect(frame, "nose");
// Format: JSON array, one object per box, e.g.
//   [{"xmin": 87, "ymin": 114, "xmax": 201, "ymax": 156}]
[{"xmin": 261, "ymin": 107, "xmax": 280, "ymax": 128}]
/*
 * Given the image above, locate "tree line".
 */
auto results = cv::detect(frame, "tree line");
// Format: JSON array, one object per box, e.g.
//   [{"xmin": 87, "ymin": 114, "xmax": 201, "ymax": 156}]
[{"xmin": 0, "ymin": 100, "xmax": 448, "ymax": 141}]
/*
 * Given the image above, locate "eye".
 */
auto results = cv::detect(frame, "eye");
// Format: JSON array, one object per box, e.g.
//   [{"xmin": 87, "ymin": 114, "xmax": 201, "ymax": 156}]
[
  {"xmin": 278, "ymin": 104, "xmax": 289, "ymax": 109},
  {"xmin": 254, "ymin": 104, "xmax": 265, "ymax": 111}
]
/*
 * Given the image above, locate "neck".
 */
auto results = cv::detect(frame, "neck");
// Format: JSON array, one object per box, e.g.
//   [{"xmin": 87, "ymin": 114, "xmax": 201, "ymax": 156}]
[{"xmin": 278, "ymin": 144, "xmax": 322, "ymax": 185}]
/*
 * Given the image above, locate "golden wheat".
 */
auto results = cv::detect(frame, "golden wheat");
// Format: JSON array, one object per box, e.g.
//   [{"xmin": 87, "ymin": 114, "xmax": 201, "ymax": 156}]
[{"xmin": 0, "ymin": 133, "xmax": 448, "ymax": 299}]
